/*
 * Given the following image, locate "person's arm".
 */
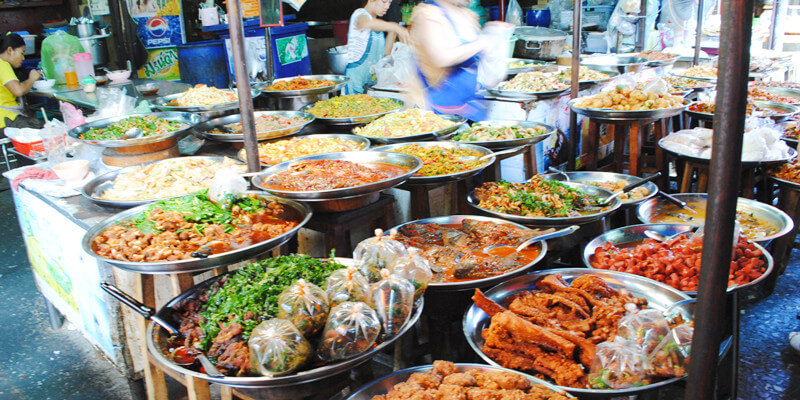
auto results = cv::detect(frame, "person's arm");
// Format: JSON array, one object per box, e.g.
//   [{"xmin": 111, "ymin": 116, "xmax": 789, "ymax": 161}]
[
  {"xmin": 357, "ymin": 14, "xmax": 410, "ymax": 43},
  {"xmin": 385, "ymin": 31, "xmax": 397, "ymax": 55},
  {"xmin": 5, "ymin": 69, "xmax": 41, "ymax": 97},
  {"xmin": 410, "ymin": 8, "xmax": 487, "ymax": 69}
]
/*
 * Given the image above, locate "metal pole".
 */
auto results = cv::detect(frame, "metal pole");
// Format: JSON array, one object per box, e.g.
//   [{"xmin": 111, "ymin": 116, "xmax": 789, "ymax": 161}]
[
  {"xmin": 265, "ymin": 28, "xmax": 275, "ymax": 84},
  {"xmin": 499, "ymin": 0, "xmax": 506, "ymax": 22},
  {"xmin": 768, "ymin": 0, "xmax": 787, "ymax": 51},
  {"xmin": 227, "ymin": 0, "xmax": 260, "ymax": 173},
  {"xmin": 566, "ymin": 0, "xmax": 582, "ymax": 171},
  {"xmin": 684, "ymin": 0, "xmax": 753, "ymax": 398},
  {"xmin": 635, "ymin": 0, "xmax": 647, "ymax": 51},
  {"xmin": 693, "ymin": 0, "xmax": 705, "ymax": 65}
]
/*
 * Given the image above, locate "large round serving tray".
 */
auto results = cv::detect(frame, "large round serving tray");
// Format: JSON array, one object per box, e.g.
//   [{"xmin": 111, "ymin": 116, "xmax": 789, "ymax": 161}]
[
  {"xmin": 152, "ymin": 88, "xmax": 257, "ymax": 113},
  {"xmin": 81, "ymin": 156, "xmax": 245, "ymax": 208},
  {"xmin": 353, "ymin": 113, "xmax": 466, "ymax": 144},
  {"xmin": 192, "ymin": 111, "xmax": 315, "ymax": 142},
  {"xmin": 237, "ymin": 133, "xmax": 372, "ymax": 166},
  {"xmin": 450, "ymin": 120, "xmax": 556, "ymax": 150},
  {"xmin": 145, "ymin": 258, "xmax": 424, "ymax": 392},
  {"xmin": 763, "ymin": 87, "xmax": 800, "ymax": 105},
  {"xmin": 81, "ymin": 193, "xmax": 312, "ymax": 274},
  {"xmin": 260, "ymin": 74, "xmax": 348, "ymax": 97},
  {"xmin": 486, "ymin": 82, "xmax": 569, "ymax": 100},
  {"xmin": 299, "ymin": 98, "xmax": 405, "ymax": 127},
  {"xmin": 467, "ymin": 181, "xmax": 622, "ymax": 226},
  {"xmin": 506, "ymin": 58, "xmax": 553, "ymax": 75},
  {"xmin": 636, "ymin": 192, "xmax": 794, "ymax": 244},
  {"xmin": 580, "ymin": 55, "xmax": 649, "ymax": 74},
  {"xmin": 641, "ymin": 54, "xmax": 680, "ymax": 68},
  {"xmin": 346, "ymin": 363, "xmax": 573, "ymax": 400},
  {"xmin": 463, "ymin": 268, "xmax": 693, "ymax": 398},
  {"xmin": 583, "ymin": 223, "xmax": 775, "ymax": 296},
  {"xmin": 252, "ymin": 151, "xmax": 422, "ymax": 200},
  {"xmin": 68, "ymin": 112, "xmax": 200, "ymax": 148},
  {"xmin": 670, "ymin": 71, "xmax": 717, "ymax": 83},
  {"xmin": 658, "ymin": 137, "xmax": 798, "ymax": 167},
  {"xmin": 374, "ymin": 141, "xmax": 495, "ymax": 185},
  {"xmin": 389, "ymin": 215, "xmax": 547, "ymax": 292},
  {"xmin": 562, "ymin": 68, "xmax": 620, "ymax": 86},
  {"xmin": 569, "ymin": 98, "xmax": 691, "ymax": 121},
  {"xmin": 683, "ymin": 104, "xmax": 714, "ymax": 121},
  {"xmin": 541, "ymin": 171, "xmax": 659, "ymax": 207},
  {"xmin": 770, "ymin": 174, "xmax": 800, "ymax": 191},
  {"xmin": 752, "ymin": 101, "xmax": 800, "ymax": 122}
]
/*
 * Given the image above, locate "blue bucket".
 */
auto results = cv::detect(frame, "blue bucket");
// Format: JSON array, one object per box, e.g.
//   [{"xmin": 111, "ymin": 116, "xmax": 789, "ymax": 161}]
[{"xmin": 177, "ymin": 40, "xmax": 229, "ymax": 89}]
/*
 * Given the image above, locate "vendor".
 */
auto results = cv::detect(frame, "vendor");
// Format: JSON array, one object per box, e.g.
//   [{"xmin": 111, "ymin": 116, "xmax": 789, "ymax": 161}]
[
  {"xmin": 344, "ymin": 0, "xmax": 409, "ymax": 94},
  {"xmin": 0, "ymin": 32, "xmax": 43, "ymax": 136}
]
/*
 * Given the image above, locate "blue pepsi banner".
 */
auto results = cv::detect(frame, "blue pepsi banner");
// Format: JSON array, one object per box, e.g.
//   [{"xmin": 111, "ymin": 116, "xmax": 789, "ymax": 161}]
[{"xmin": 128, "ymin": 0, "xmax": 185, "ymax": 49}]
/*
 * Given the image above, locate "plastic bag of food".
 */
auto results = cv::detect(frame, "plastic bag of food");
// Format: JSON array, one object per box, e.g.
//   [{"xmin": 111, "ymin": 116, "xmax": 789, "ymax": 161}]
[
  {"xmin": 588, "ymin": 337, "xmax": 647, "ymax": 389},
  {"xmin": 369, "ymin": 269, "xmax": 415, "ymax": 340},
  {"xmin": 388, "ymin": 248, "xmax": 433, "ymax": 300},
  {"xmin": 644, "ymin": 323, "xmax": 693, "ymax": 379},
  {"xmin": 208, "ymin": 169, "xmax": 248, "ymax": 210},
  {"xmin": 248, "ymin": 319, "xmax": 312, "ymax": 377},
  {"xmin": 613, "ymin": 75, "xmax": 638, "ymax": 91},
  {"xmin": 643, "ymin": 78, "xmax": 670, "ymax": 95},
  {"xmin": 316, "ymin": 301, "xmax": 381, "ymax": 362},
  {"xmin": 325, "ymin": 266, "xmax": 370, "ymax": 307},
  {"xmin": 277, "ymin": 279, "xmax": 330, "ymax": 338},
  {"xmin": 353, "ymin": 229, "xmax": 408, "ymax": 282},
  {"xmin": 616, "ymin": 308, "xmax": 670, "ymax": 355}
]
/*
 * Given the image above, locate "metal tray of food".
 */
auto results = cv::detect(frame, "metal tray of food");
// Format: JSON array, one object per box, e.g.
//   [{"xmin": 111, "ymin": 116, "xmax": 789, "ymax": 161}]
[
  {"xmin": 467, "ymin": 181, "xmax": 622, "ymax": 226},
  {"xmin": 260, "ymin": 74, "xmax": 348, "ymax": 97},
  {"xmin": 541, "ymin": 171, "xmax": 659, "ymax": 207},
  {"xmin": 683, "ymin": 104, "xmax": 714, "ymax": 121},
  {"xmin": 658, "ymin": 138, "xmax": 798, "ymax": 167},
  {"xmin": 583, "ymin": 223, "xmax": 775, "ymax": 296},
  {"xmin": 752, "ymin": 101, "xmax": 800, "ymax": 122},
  {"xmin": 574, "ymin": 69, "xmax": 620, "ymax": 86},
  {"xmin": 670, "ymin": 71, "xmax": 717, "ymax": 83},
  {"xmin": 770, "ymin": 174, "xmax": 800, "ymax": 191},
  {"xmin": 764, "ymin": 87, "xmax": 800, "ymax": 105},
  {"xmin": 300, "ymin": 98, "xmax": 405, "ymax": 127},
  {"xmin": 569, "ymin": 98, "xmax": 691, "ymax": 121},
  {"xmin": 68, "ymin": 112, "xmax": 200, "ymax": 148},
  {"xmin": 579, "ymin": 55, "xmax": 649, "ymax": 74},
  {"xmin": 252, "ymin": 151, "xmax": 422, "ymax": 200},
  {"xmin": 145, "ymin": 259, "xmax": 423, "ymax": 395},
  {"xmin": 237, "ymin": 133, "xmax": 371, "ymax": 166},
  {"xmin": 450, "ymin": 120, "xmax": 556, "ymax": 150},
  {"xmin": 152, "ymin": 88, "xmax": 257, "ymax": 113},
  {"xmin": 486, "ymin": 83, "xmax": 569, "ymax": 100},
  {"xmin": 621, "ymin": 52, "xmax": 680, "ymax": 67},
  {"xmin": 636, "ymin": 193, "xmax": 794, "ymax": 244},
  {"xmin": 463, "ymin": 268, "xmax": 694, "ymax": 398},
  {"xmin": 82, "ymin": 193, "xmax": 312, "ymax": 274},
  {"xmin": 374, "ymin": 141, "xmax": 494, "ymax": 185},
  {"xmin": 389, "ymin": 215, "xmax": 547, "ymax": 292},
  {"xmin": 81, "ymin": 156, "xmax": 245, "ymax": 208},
  {"xmin": 353, "ymin": 114, "xmax": 466, "ymax": 144},
  {"xmin": 193, "ymin": 111, "xmax": 315, "ymax": 142},
  {"xmin": 346, "ymin": 363, "xmax": 573, "ymax": 400},
  {"xmin": 506, "ymin": 58, "xmax": 554, "ymax": 75}
]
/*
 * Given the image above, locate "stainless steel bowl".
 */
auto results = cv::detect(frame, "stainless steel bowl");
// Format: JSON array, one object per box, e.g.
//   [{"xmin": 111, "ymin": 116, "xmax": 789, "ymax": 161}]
[
  {"xmin": 450, "ymin": 120, "xmax": 555, "ymax": 150},
  {"xmin": 237, "ymin": 133, "xmax": 371, "ymax": 166},
  {"xmin": 583, "ymin": 223, "xmax": 775, "ymax": 296},
  {"xmin": 389, "ymin": 215, "xmax": 547, "ymax": 292},
  {"xmin": 636, "ymin": 193, "xmax": 794, "ymax": 244},
  {"xmin": 770, "ymin": 173, "xmax": 800, "ymax": 191},
  {"xmin": 81, "ymin": 156, "xmax": 245, "ymax": 208},
  {"xmin": 541, "ymin": 171, "xmax": 659, "ymax": 207},
  {"xmin": 463, "ymin": 268, "xmax": 693, "ymax": 398},
  {"xmin": 487, "ymin": 82, "xmax": 570, "ymax": 100},
  {"xmin": 373, "ymin": 141, "xmax": 495, "ymax": 185},
  {"xmin": 658, "ymin": 138, "xmax": 798, "ymax": 167},
  {"xmin": 346, "ymin": 363, "xmax": 573, "ymax": 400},
  {"xmin": 68, "ymin": 112, "xmax": 200, "ymax": 148},
  {"xmin": 670, "ymin": 71, "xmax": 718, "ymax": 83},
  {"xmin": 261, "ymin": 74, "xmax": 348, "ymax": 97},
  {"xmin": 752, "ymin": 101, "xmax": 800, "ymax": 122},
  {"xmin": 353, "ymin": 113, "xmax": 466, "ymax": 144},
  {"xmin": 580, "ymin": 55, "xmax": 649, "ymax": 74},
  {"xmin": 300, "ymin": 97, "xmax": 405, "ymax": 127},
  {"xmin": 193, "ymin": 111, "xmax": 315, "ymax": 142},
  {"xmin": 763, "ymin": 87, "xmax": 800, "ymax": 105},
  {"xmin": 467, "ymin": 181, "xmax": 622, "ymax": 226},
  {"xmin": 570, "ymin": 98, "xmax": 691, "ymax": 121},
  {"xmin": 556, "ymin": 67, "xmax": 619, "ymax": 86},
  {"xmin": 252, "ymin": 151, "xmax": 422, "ymax": 200},
  {"xmin": 152, "ymin": 88, "xmax": 258, "ymax": 113},
  {"xmin": 506, "ymin": 58, "xmax": 555, "ymax": 75},
  {"xmin": 82, "ymin": 193, "xmax": 312, "ymax": 274}
]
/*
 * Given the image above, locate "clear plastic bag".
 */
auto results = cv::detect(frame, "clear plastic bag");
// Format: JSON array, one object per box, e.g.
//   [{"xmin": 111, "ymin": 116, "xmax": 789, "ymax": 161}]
[
  {"xmin": 248, "ymin": 319, "xmax": 312, "ymax": 377},
  {"xmin": 316, "ymin": 301, "xmax": 381, "ymax": 362},
  {"xmin": 388, "ymin": 248, "xmax": 432, "ymax": 301},
  {"xmin": 643, "ymin": 78, "xmax": 670, "ymax": 95},
  {"xmin": 40, "ymin": 31, "xmax": 84, "ymax": 84},
  {"xmin": 616, "ymin": 308, "xmax": 670, "ymax": 355},
  {"xmin": 478, "ymin": 22, "xmax": 514, "ymax": 88},
  {"xmin": 588, "ymin": 337, "xmax": 647, "ymax": 389},
  {"xmin": 353, "ymin": 229, "xmax": 408, "ymax": 282},
  {"xmin": 276, "ymin": 279, "xmax": 330, "ymax": 338},
  {"xmin": 208, "ymin": 169, "xmax": 248, "ymax": 210},
  {"xmin": 93, "ymin": 87, "xmax": 138, "ymax": 120},
  {"xmin": 368, "ymin": 269, "xmax": 415, "ymax": 340},
  {"xmin": 644, "ymin": 324, "xmax": 693, "ymax": 379},
  {"xmin": 325, "ymin": 266, "xmax": 370, "ymax": 307},
  {"xmin": 613, "ymin": 75, "xmax": 637, "ymax": 91}
]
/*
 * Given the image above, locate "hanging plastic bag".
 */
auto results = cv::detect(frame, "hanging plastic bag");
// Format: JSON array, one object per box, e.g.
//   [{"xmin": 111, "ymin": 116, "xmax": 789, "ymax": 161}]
[
  {"xmin": 248, "ymin": 318, "xmax": 312, "ymax": 376},
  {"xmin": 588, "ymin": 337, "xmax": 648, "ymax": 389},
  {"xmin": 388, "ymin": 248, "xmax": 433, "ymax": 301},
  {"xmin": 616, "ymin": 308, "xmax": 670, "ymax": 355},
  {"xmin": 208, "ymin": 169, "xmax": 248, "ymax": 210},
  {"xmin": 276, "ymin": 279, "xmax": 330, "ymax": 338},
  {"xmin": 353, "ymin": 229, "xmax": 408, "ymax": 282},
  {"xmin": 369, "ymin": 269, "xmax": 415, "ymax": 340},
  {"xmin": 644, "ymin": 324, "xmax": 693, "ymax": 379},
  {"xmin": 93, "ymin": 87, "xmax": 138, "ymax": 120},
  {"xmin": 40, "ymin": 31, "xmax": 84, "ymax": 84},
  {"xmin": 642, "ymin": 78, "xmax": 670, "ymax": 95},
  {"xmin": 477, "ymin": 22, "xmax": 514, "ymax": 88},
  {"xmin": 325, "ymin": 266, "xmax": 370, "ymax": 307},
  {"xmin": 506, "ymin": 0, "xmax": 523, "ymax": 25},
  {"xmin": 374, "ymin": 43, "xmax": 416, "ymax": 89},
  {"xmin": 316, "ymin": 301, "xmax": 381, "ymax": 362},
  {"xmin": 59, "ymin": 101, "xmax": 86, "ymax": 130}
]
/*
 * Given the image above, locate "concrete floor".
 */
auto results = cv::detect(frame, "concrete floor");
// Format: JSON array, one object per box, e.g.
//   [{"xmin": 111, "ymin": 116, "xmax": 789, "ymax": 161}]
[{"xmin": 0, "ymin": 185, "xmax": 799, "ymax": 399}]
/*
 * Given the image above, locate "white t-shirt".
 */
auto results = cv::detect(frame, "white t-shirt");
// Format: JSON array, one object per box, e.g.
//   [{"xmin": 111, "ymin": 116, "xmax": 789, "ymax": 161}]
[{"xmin": 346, "ymin": 8, "xmax": 373, "ymax": 63}]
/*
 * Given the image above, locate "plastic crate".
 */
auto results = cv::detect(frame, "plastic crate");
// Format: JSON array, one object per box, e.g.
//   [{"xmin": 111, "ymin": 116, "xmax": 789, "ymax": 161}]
[{"xmin": 11, "ymin": 139, "xmax": 44, "ymax": 157}]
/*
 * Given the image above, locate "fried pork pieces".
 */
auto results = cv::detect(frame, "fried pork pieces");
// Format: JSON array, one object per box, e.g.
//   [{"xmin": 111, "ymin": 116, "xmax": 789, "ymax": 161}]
[
  {"xmin": 373, "ymin": 360, "xmax": 570, "ymax": 400},
  {"xmin": 473, "ymin": 275, "xmax": 647, "ymax": 388}
]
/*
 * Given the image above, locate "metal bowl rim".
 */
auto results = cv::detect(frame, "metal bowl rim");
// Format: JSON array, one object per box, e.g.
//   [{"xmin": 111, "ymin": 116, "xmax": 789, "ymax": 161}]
[
  {"xmin": 372, "ymin": 141, "xmax": 495, "ymax": 184},
  {"xmin": 352, "ymin": 113, "xmax": 466, "ymax": 143},
  {"xmin": 237, "ymin": 134, "xmax": 372, "ymax": 166}
]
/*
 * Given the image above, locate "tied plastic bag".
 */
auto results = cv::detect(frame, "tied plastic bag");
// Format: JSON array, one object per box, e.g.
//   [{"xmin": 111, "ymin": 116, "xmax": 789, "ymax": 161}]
[
  {"xmin": 616, "ymin": 308, "xmax": 670, "ymax": 355},
  {"xmin": 645, "ymin": 324, "xmax": 693, "ymax": 379},
  {"xmin": 208, "ymin": 169, "xmax": 248, "ymax": 210},
  {"xmin": 353, "ymin": 229, "xmax": 408, "ymax": 282},
  {"xmin": 369, "ymin": 269, "xmax": 415, "ymax": 340},
  {"xmin": 316, "ymin": 301, "xmax": 381, "ymax": 362},
  {"xmin": 588, "ymin": 337, "xmax": 647, "ymax": 389},
  {"xmin": 248, "ymin": 319, "xmax": 312, "ymax": 376},
  {"xmin": 40, "ymin": 31, "xmax": 84, "ymax": 84},
  {"xmin": 642, "ymin": 78, "xmax": 670, "ymax": 95},
  {"xmin": 276, "ymin": 279, "xmax": 330, "ymax": 338},
  {"xmin": 373, "ymin": 43, "xmax": 416, "ymax": 89},
  {"xmin": 477, "ymin": 22, "xmax": 514, "ymax": 88},
  {"xmin": 59, "ymin": 102, "xmax": 86, "ymax": 130},
  {"xmin": 613, "ymin": 75, "xmax": 637, "ymax": 91},
  {"xmin": 325, "ymin": 266, "xmax": 370, "ymax": 307},
  {"xmin": 388, "ymin": 248, "xmax": 433, "ymax": 301},
  {"xmin": 506, "ymin": 0, "xmax": 523, "ymax": 25},
  {"xmin": 93, "ymin": 87, "xmax": 138, "ymax": 120}
]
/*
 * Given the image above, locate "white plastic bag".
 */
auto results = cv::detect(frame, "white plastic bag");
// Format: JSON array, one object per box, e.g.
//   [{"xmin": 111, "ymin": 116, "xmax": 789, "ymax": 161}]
[
  {"xmin": 478, "ymin": 23, "xmax": 514, "ymax": 88},
  {"xmin": 208, "ymin": 169, "xmax": 247, "ymax": 209},
  {"xmin": 93, "ymin": 87, "xmax": 137, "ymax": 120},
  {"xmin": 374, "ymin": 43, "xmax": 415, "ymax": 89},
  {"xmin": 506, "ymin": 0, "xmax": 523, "ymax": 25}
]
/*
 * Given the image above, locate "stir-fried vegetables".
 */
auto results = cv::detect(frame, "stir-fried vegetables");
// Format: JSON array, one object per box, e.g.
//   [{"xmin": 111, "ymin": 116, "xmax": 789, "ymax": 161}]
[
  {"xmin": 384, "ymin": 144, "xmax": 488, "ymax": 177},
  {"xmin": 307, "ymin": 94, "xmax": 401, "ymax": 118},
  {"xmin": 353, "ymin": 108, "xmax": 456, "ymax": 138},
  {"xmin": 264, "ymin": 76, "xmax": 335, "ymax": 91},
  {"xmin": 80, "ymin": 115, "xmax": 185, "ymax": 140},
  {"xmin": 452, "ymin": 123, "xmax": 548, "ymax": 142},
  {"xmin": 474, "ymin": 176, "xmax": 599, "ymax": 217}
]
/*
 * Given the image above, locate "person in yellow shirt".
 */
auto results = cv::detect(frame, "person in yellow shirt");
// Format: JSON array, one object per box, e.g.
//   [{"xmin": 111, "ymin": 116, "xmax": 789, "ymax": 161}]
[{"xmin": 0, "ymin": 32, "xmax": 43, "ymax": 137}]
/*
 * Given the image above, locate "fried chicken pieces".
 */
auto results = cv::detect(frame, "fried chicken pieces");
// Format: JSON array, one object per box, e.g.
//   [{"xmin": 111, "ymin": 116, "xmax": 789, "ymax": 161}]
[
  {"xmin": 372, "ymin": 360, "xmax": 570, "ymax": 400},
  {"xmin": 473, "ymin": 274, "xmax": 647, "ymax": 388}
]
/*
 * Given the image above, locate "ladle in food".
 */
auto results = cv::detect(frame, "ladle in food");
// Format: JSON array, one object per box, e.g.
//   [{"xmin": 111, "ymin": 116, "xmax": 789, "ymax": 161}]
[
  {"xmin": 657, "ymin": 191, "xmax": 698, "ymax": 214},
  {"xmin": 100, "ymin": 282, "xmax": 224, "ymax": 377},
  {"xmin": 547, "ymin": 166, "xmax": 570, "ymax": 181},
  {"xmin": 460, "ymin": 145, "xmax": 527, "ymax": 162},
  {"xmin": 643, "ymin": 229, "xmax": 693, "ymax": 242},
  {"xmin": 596, "ymin": 172, "xmax": 661, "ymax": 206},
  {"xmin": 484, "ymin": 225, "xmax": 580, "ymax": 255},
  {"xmin": 120, "ymin": 127, "xmax": 144, "ymax": 140}
]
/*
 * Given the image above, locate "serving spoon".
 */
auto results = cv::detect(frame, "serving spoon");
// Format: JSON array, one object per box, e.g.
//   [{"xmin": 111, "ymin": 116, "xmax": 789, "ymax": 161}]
[
  {"xmin": 120, "ymin": 127, "xmax": 144, "ymax": 140},
  {"xmin": 657, "ymin": 191, "xmax": 699, "ymax": 214},
  {"xmin": 596, "ymin": 172, "xmax": 661, "ymax": 206},
  {"xmin": 484, "ymin": 225, "xmax": 580, "ymax": 255},
  {"xmin": 460, "ymin": 145, "xmax": 527, "ymax": 162},
  {"xmin": 547, "ymin": 166, "xmax": 570, "ymax": 181}
]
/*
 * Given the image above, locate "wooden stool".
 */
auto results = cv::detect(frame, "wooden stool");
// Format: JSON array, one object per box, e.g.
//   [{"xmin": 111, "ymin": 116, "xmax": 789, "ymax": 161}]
[
  {"xmin": 675, "ymin": 157, "xmax": 758, "ymax": 198},
  {"xmin": 402, "ymin": 179, "xmax": 473, "ymax": 221},
  {"xmin": 481, "ymin": 143, "xmax": 538, "ymax": 182}
]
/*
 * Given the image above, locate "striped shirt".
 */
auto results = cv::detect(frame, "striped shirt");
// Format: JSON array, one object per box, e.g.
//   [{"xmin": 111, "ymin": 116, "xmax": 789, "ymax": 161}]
[{"xmin": 346, "ymin": 8, "xmax": 373, "ymax": 63}]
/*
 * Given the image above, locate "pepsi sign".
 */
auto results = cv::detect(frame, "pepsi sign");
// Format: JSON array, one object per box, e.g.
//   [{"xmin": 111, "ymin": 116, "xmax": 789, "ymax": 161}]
[{"xmin": 134, "ymin": 15, "xmax": 185, "ymax": 48}]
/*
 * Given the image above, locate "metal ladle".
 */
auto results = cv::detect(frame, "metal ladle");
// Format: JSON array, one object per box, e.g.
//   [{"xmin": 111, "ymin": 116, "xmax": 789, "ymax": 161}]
[
  {"xmin": 484, "ymin": 225, "xmax": 580, "ymax": 255},
  {"xmin": 460, "ymin": 145, "xmax": 527, "ymax": 162},
  {"xmin": 596, "ymin": 172, "xmax": 661, "ymax": 206},
  {"xmin": 120, "ymin": 127, "xmax": 144, "ymax": 140},
  {"xmin": 547, "ymin": 166, "xmax": 570, "ymax": 181}
]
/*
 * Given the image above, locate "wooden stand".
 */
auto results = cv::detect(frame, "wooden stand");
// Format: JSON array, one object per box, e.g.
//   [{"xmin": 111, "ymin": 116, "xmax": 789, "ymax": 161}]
[
  {"xmin": 481, "ymin": 144, "xmax": 538, "ymax": 182},
  {"xmin": 770, "ymin": 184, "xmax": 800, "ymax": 275},
  {"xmin": 403, "ymin": 180, "xmax": 472, "ymax": 221},
  {"xmin": 674, "ymin": 157, "xmax": 759, "ymax": 198}
]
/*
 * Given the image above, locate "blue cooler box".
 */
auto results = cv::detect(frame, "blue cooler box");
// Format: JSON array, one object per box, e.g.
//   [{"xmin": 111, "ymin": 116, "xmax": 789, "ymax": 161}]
[{"xmin": 219, "ymin": 22, "xmax": 312, "ymax": 82}]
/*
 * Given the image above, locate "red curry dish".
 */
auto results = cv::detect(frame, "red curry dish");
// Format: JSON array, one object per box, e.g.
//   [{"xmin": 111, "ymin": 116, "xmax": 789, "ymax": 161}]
[{"xmin": 260, "ymin": 159, "xmax": 408, "ymax": 191}]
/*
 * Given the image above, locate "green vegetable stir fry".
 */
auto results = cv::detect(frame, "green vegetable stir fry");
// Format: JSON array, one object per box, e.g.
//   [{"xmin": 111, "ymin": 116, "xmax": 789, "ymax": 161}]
[
  {"xmin": 80, "ymin": 115, "xmax": 185, "ymax": 140},
  {"xmin": 474, "ymin": 176, "xmax": 601, "ymax": 217},
  {"xmin": 452, "ymin": 123, "xmax": 548, "ymax": 143}
]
